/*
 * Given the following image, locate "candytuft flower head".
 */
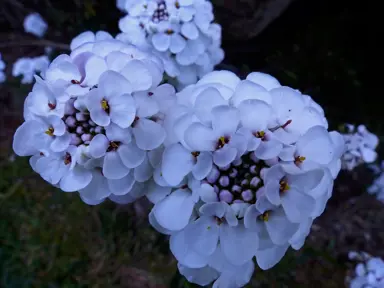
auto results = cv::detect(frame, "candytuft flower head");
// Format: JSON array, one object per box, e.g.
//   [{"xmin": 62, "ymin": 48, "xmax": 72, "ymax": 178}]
[
  {"xmin": 116, "ymin": 0, "xmax": 224, "ymax": 88},
  {"xmin": 13, "ymin": 34, "xmax": 176, "ymax": 205},
  {"xmin": 340, "ymin": 124, "xmax": 378, "ymax": 171},
  {"xmin": 346, "ymin": 251, "xmax": 384, "ymax": 288},
  {"xmin": 147, "ymin": 70, "xmax": 345, "ymax": 287},
  {"xmin": 24, "ymin": 12, "xmax": 48, "ymax": 38}
]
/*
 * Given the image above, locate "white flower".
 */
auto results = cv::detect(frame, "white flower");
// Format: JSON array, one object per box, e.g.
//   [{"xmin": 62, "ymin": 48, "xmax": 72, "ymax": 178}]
[
  {"xmin": 12, "ymin": 56, "xmax": 50, "ymax": 84},
  {"xmin": 147, "ymin": 70, "xmax": 344, "ymax": 287},
  {"xmin": 341, "ymin": 124, "xmax": 379, "ymax": 171},
  {"xmin": 13, "ymin": 36, "xmax": 175, "ymax": 205},
  {"xmin": 117, "ymin": 0, "xmax": 224, "ymax": 87},
  {"xmin": 346, "ymin": 252, "xmax": 384, "ymax": 288},
  {"xmin": 0, "ymin": 53, "xmax": 6, "ymax": 83},
  {"xmin": 24, "ymin": 13, "xmax": 47, "ymax": 38}
]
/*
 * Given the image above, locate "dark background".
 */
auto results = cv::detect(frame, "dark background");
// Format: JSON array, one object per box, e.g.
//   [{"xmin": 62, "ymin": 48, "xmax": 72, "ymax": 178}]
[{"xmin": 0, "ymin": 0, "xmax": 382, "ymax": 287}]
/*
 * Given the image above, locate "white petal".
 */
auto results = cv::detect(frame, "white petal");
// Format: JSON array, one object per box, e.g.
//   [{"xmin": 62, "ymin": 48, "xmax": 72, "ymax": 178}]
[
  {"xmin": 103, "ymin": 151, "xmax": 130, "ymax": 179},
  {"xmin": 296, "ymin": 125, "xmax": 333, "ymax": 165},
  {"xmin": 60, "ymin": 166, "xmax": 92, "ymax": 192},
  {"xmin": 181, "ymin": 22, "xmax": 199, "ymax": 40},
  {"xmin": 220, "ymin": 223, "xmax": 259, "ymax": 265},
  {"xmin": 281, "ymin": 188, "xmax": 315, "ymax": 223},
  {"xmin": 105, "ymin": 123, "xmax": 132, "ymax": 143},
  {"xmin": 231, "ymin": 80, "xmax": 272, "ymax": 107},
  {"xmin": 213, "ymin": 146, "xmax": 237, "ymax": 167},
  {"xmin": 246, "ymin": 72, "xmax": 281, "ymax": 91},
  {"xmin": 120, "ymin": 60, "xmax": 153, "ymax": 92},
  {"xmin": 255, "ymin": 244, "xmax": 289, "ymax": 270},
  {"xmin": 107, "ymin": 172, "xmax": 135, "ymax": 195},
  {"xmin": 99, "ymin": 70, "xmax": 133, "ymax": 99},
  {"xmin": 89, "ymin": 134, "xmax": 109, "ymax": 158},
  {"xmin": 170, "ymin": 33, "xmax": 187, "ymax": 54},
  {"xmin": 146, "ymin": 180, "xmax": 172, "ymax": 203},
  {"xmin": 198, "ymin": 183, "xmax": 218, "ymax": 203},
  {"xmin": 70, "ymin": 31, "xmax": 95, "ymax": 50},
  {"xmin": 82, "ymin": 55, "xmax": 108, "ymax": 87},
  {"xmin": 238, "ymin": 100, "xmax": 272, "ymax": 131},
  {"xmin": 185, "ymin": 216, "xmax": 219, "ymax": 256},
  {"xmin": 50, "ymin": 133, "xmax": 71, "ymax": 152},
  {"xmin": 194, "ymin": 87, "xmax": 227, "ymax": 124},
  {"xmin": 134, "ymin": 155, "xmax": 153, "ymax": 182},
  {"xmin": 13, "ymin": 121, "xmax": 42, "ymax": 156},
  {"xmin": 133, "ymin": 118, "xmax": 165, "ymax": 150},
  {"xmin": 192, "ymin": 152, "xmax": 213, "ymax": 180},
  {"xmin": 265, "ymin": 208, "xmax": 299, "ymax": 245},
  {"xmin": 151, "ymin": 33, "xmax": 171, "ymax": 52},
  {"xmin": 162, "ymin": 143, "xmax": 194, "ymax": 186},
  {"xmin": 255, "ymin": 139, "xmax": 283, "ymax": 160},
  {"xmin": 118, "ymin": 142, "xmax": 145, "ymax": 168},
  {"xmin": 148, "ymin": 210, "xmax": 173, "ymax": 235},
  {"xmin": 153, "ymin": 189, "xmax": 195, "ymax": 231},
  {"xmin": 178, "ymin": 264, "xmax": 219, "ymax": 287},
  {"xmin": 212, "ymin": 105, "xmax": 240, "ymax": 137},
  {"xmin": 198, "ymin": 71, "xmax": 240, "ymax": 91},
  {"xmin": 170, "ymin": 229, "xmax": 209, "ymax": 268},
  {"xmin": 90, "ymin": 107, "xmax": 110, "ymax": 127},
  {"xmin": 361, "ymin": 148, "xmax": 377, "ymax": 163},
  {"xmin": 79, "ymin": 170, "xmax": 110, "ymax": 200},
  {"xmin": 133, "ymin": 92, "xmax": 159, "ymax": 118},
  {"xmin": 184, "ymin": 122, "xmax": 216, "ymax": 151}
]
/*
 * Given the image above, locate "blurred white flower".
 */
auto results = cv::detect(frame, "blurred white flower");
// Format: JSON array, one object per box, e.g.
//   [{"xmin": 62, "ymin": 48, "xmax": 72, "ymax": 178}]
[
  {"xmin": 0, "ymin": 53, "xmax": 6, "ymax": 83},
  {"xmin": 12, "ymin": 56, "xmax": 50, "ymax": 84},
  {"xmin": 24, "ymin": 13, "xmax": 48, "ymax": 38},
  {"xmin": 116, "ymin": 0, "xmax": 224, "ymax": 88},
  {"xmin": 346, "ymin": 251, "xmax": 384, "ymax": 288},
  {"xmin": 147, "ymin": 71, "xmax": 344, "ymax": 287},
  {"xmin": 13, "ymin": 36, "xmax": 175, "ymax": 205},
  {"xmin": 341, "ymin": 124, "xmax": 379, "ymax": 171}
]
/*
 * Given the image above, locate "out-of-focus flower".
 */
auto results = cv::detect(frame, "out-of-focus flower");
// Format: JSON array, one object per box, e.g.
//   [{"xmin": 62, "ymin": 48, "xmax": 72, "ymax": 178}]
[
  {"xmin": 341, "ymin": 124, "xmax": 379, "ymax": 171},
  {"xmin": 146, "ymin": 71, "xmax": 345, "ymax": 287},
  {"xmin": 347, "ymin": 251, "xmax": 384, "ymax": 288},
  {"xmin": 116, "ymin": 0, "xmax": 224, "ymax": 88},
  {"xmin": 0, "ymin": 53, "xmax": 6, "ymax": 83},
  {"xmin": 13, "ymin": 35, "xmax": 176, "ymax": 205},
  {"xmin": 24, "ymin": 13, "xmax": 48, "ymax": 38},
  {"xmin": 12, "ymin": 55, "xmax": 50, "ymax": 84}
]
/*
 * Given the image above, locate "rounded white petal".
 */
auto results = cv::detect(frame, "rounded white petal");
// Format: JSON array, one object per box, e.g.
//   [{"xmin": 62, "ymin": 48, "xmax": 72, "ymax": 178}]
[{"xmin": 133, "ymin": 118, "xmax": 165, "ymax": 150}]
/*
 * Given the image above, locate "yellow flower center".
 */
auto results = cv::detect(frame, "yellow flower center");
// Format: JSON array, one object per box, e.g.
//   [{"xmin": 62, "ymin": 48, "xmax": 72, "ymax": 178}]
[
  {"xmin": 295, "ymin": 155, "xmax": 306, "ymax": 165},
  {"xmin": 279, "ymin": 180, "xmax": 290, "ymax": 192},
  {"xmin": 101, "ymin": 99, "xmax": 109, "ymax": 111},
  {"xmin": 255, "ymin": 131, "xmax": 265, "ymax": 139},
  {"xmin": 259, "ymin": 211, "xmax": 270, "ymax": 222},
  {"xmin": 45, "ymin": 127, "xmax": 54, "ymax": 136},
  {"xmin": 175, "ymin": 1, "xmax": 180, "ymax": 8},
  {"xmin": 165, "ymin": 29, "xmax": 174, "ymax": 35}
]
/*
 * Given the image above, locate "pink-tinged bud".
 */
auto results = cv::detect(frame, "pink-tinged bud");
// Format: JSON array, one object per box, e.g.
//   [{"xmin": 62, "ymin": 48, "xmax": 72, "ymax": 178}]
[
  {"xmin": 206, "ymin": 166, "xmax": 220, "ymax": 183},
  {"xmin": 241, "ymin": 189, "xmax": 253, "ymax": 202},
  {"xmin": 219, "ymin": 190, "xmax": 233, "ymax": 203},
  {"xmin": 65, "ymin": 116, "xmax": 76, "ymax": 127},
  {"xmin": 81, "ymin": 134, "xmax": 92, "ymax": 142},
  {"xmin": 219, "ymin": 176, "xmax": 230, "ymax": 187}
]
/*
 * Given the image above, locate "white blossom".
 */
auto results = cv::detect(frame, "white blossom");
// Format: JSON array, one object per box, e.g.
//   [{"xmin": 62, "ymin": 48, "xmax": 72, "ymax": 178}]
[
  {"xmin": 341, "ymin": 124, "xmax": 379, "ymax": 171},
  {"xmin": 13, "ymin": 35, "xmax": 175, "ymax": 205},
  {"xmin": 148, "ymin": 71, "xmax": 345, "ymax": 287},
  {"xmin": 346, "ymin": 252, "xmax": 384, "ymax": 288},
  {"xmin": 116, "ymin": 0, "xmax": 224, "ymax": 88},
  {"xmin": 12, "ymin": 56, "xmax": 50, "ymax": 84},
  {"xmin": 24, "ymin": 13, "xmax": 48, "ymax": 38},
  {"xmin": 0, "ymin": 53, "xmax": 6, "ymax": 83}
]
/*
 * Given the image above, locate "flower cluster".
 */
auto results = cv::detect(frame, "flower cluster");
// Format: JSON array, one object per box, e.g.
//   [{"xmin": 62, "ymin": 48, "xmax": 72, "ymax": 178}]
[
  {"xmin": 368, "ymin": 161, "xmax": 384, "ymax": 203},
  {"xmin": 146, "ymin": 71, "xmax": 345, "ymax": 286},
  {"xmin": 13, "ymin": 37, "xmax": 176, "ymax": 206},
  {"xmin": 117, "ymin": 0, "xmax": 224, "ymax": 87},
  {"xmin": 0, "ymin": 53, "xmax": 5, "ymax": 83},
  {"xmin": 347, "ymin": 251, "xmax": 384, "ymax": 288},
  {"xmin": 12, "ymin": 55, "xmax": 50, "ymax": 84},
  {"xmin": 24, "ymin": 12, "xmax": 48, "ymax": 38},
  {"xmin": 341, "ymin": 124, "xmax": 378, "ymax": 171}
]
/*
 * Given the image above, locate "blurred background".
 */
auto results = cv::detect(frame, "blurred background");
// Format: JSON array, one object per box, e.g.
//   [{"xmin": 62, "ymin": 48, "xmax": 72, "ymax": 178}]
[{"xmin": 0, "ymin": 0, "xmax": 382, "ymax": 287}]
